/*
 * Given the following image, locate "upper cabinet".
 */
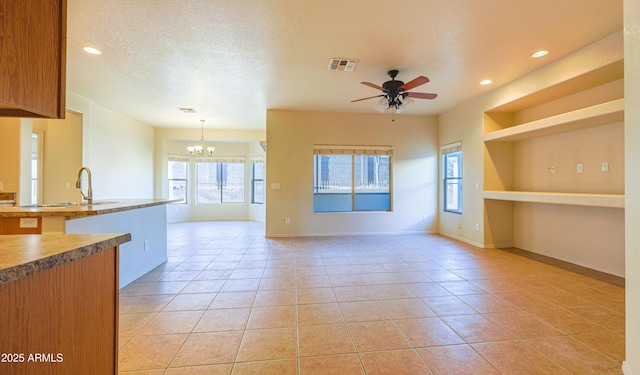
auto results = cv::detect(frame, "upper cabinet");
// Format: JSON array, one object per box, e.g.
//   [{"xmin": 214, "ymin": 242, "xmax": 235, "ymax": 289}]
[{"xmin": 0, "ymin": 0, "xmax": 66, "ymax": 119}]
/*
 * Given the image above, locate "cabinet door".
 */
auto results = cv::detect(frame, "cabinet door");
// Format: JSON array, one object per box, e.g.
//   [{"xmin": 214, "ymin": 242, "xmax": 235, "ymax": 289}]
[{"xmin": 0, "ymin": 0, "xmax": 66, "ymax": 118}]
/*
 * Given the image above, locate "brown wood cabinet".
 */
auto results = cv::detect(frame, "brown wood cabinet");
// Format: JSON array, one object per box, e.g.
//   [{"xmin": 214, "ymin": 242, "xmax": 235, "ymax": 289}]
[
  {"xmin": 0, "ymin": 247, "xmax": 119, "ymax": 374},
  {"xmin": 0, "ymin": 0, "xmax": 66, "ymax": 118}
]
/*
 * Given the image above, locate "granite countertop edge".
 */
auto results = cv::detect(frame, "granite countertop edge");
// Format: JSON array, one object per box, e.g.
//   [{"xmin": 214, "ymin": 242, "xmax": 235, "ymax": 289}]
[
  {"xmin": 0, "ymin": 199, "xmax": 179, "ymax": 219},
  {"xmin": 0, "ymin": 233, "xmax": 132, "ymax": 285}
]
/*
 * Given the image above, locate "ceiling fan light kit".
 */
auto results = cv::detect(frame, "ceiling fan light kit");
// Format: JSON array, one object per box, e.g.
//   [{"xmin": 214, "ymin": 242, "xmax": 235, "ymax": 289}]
[{"xmin": 352, "ymin": 69, "xmax": 437, "ymax": 117}]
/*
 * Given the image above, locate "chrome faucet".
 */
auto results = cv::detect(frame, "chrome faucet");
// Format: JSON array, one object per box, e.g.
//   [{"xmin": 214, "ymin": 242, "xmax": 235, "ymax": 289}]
[{"xmin": 75, "ymin": 167, "xmax": 93, "ymax": 204}]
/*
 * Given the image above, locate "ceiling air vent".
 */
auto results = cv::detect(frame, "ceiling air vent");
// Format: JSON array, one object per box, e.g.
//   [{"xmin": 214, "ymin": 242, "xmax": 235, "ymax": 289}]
[
  {"xmin": 178, "ymin": 107, "xmax": 196, "ymax": 113},
  {"xmin": 328, "ymin": 59, "xmax": 358, "ymax": 72}
]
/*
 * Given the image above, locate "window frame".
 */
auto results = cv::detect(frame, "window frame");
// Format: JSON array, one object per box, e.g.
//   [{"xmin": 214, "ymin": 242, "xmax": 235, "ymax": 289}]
[
  {"xmin": 167, "ymin": 156, "xmax": 189, "ymax": 204},
  {"xmin": 442, "ymin": 142, "xmax": 462, "ymax": 215},
  {"xmin": 251, "ymin": 158, "xmax": 265, "ymax": 204},
  {"xmin": 313, "ymin": 145, "xmax": 393, "ymax": 213},
  {"xmin": 195, "ymin": 157, "xmax": 246, "ymax": 205}
]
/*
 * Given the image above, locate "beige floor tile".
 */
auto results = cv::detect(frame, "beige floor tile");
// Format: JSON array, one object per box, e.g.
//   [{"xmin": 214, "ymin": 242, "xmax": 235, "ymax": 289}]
[
  {"xmin": 220, "ymin": 279, "xmax": 261, "ymax": 292},
  {"xmin": 457, "ymin": 294, "xmax": 518, "ymax": 313},
  {"xmin": 139, "ymin": 310, "xmax": 205, "ymax": 335},
  {"xmin": 381, "ymin": 298, "xmax": 436, "ymax": 319},
  {"xmin": 417, "ymin": 344, "xmax": 501, "ymax": 375},
  {"xmin": 572, "ymin": 332, "xmax": 626, "ymax": 362},
  {"xmin": 253, "ymin": 289, "xmax": 296, "ymax": 306},
  {"xmin": 486, "ymin": 310, "xmax": 560, "ymax": 338},
  {"xmin": 472, "ymin": 340, "xmax": 570, "ymax": 375},
  {"xmin": 236, "ymin": 327, "xmax": 297, "ymax": 362},
  {"xmin": 297, "ymin": 302, "xmax": 344, "ymax": 325},
  {"xmin": 121, "ymin": 222, "xmax": 626, "ymax": 374},
  {"xmin": 118, "ymin": 369, "xmax": 165, "ymax": 375},
  {"xmin": 299, "ymin": 354, "xmax": 365, "ymax": 375},
  {"xmin": 163, "ymin": 364, "xmax": 233, "ymax": 374},
  {"xmin": 209, "ymin": 291, "xmax": 256, "ymax": 309},
  {"xmin": 420, "ymin": 295, "xmax": 478, "ymax": 316},
  {"xmin": 333, "ymin": 286, "xmax": 377, "ymax": 302},
  {"xmin": 119, "ymin": 334, "xmax": 188, "ymax": 371},
  {"xmin": 163, "ymin": 293, "xmax": 217, "ymax": 311},
  {"xmin": 194, "ymin": 308, "xmax": 251, "ymax": 332},
  {"xmin": 181, "ymin": 280, "xmax": 226, "ymax": 294},
  {"xmin": 299, "ymin": 323, "xmax": 356, "ymax": 356},
  {"xmin": 170, "ymin": 331, "xmax": 243, "ymax": 367},
  {"xmin": 396, "ymin": 317, "xmax": 465, "ymax": 347},
  {"xmin": 347, "ymin": 320, "xmax": 411, "ymax": 352},
  {"xmin": 359, "ymin": 349, "xmax": 433, "ymax": 375},
  {"xmin": 402, "ymin": 282, "xmax": 452, "ymax": 298},
  {"xmin": 231, "ymin": 359, "xmax": 297, "ymax": 375},
  {"xmin": 297, "ymin": 287, "xmax": 337, "ymax": 304},
  {"xmin": 296, "ymin": 274, "xmax": 332, "ymax": 288},
  {"xmin": 259, "ymin": 277, "xmax": 295, "ymax": 290},
  {"xmin": 246, "ymin": 305, "xmax": 297, "ymax": 329},
  {"xmin": 340, "ymin": 300, "xmax": 390, "ymax": 322},
  {"xmin": 120, "ymin": 294, "xmax": 176, "ymax": 314},
  {"xmin": 119, "ymin": 312, "xmax": 156, "ymax": 337},
  {"xmin": 442, "ymin": 314, "xmax": 516, "ymax": 343},
  {"xmin": 529, "ymin": 308, "xmax": 608, "ymax": 334},
  {"xmin": 525, "ymin": 336, "xmax": 621, "ymax": 374},
  {"xmin": 369, "ymin": 284, "xmax": 415, "ymax": 299}
]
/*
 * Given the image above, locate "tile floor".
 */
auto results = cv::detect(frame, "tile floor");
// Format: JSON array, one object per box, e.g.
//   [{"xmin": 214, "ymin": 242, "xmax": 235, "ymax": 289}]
[{"xmin": 118, "ymin": 221, "xmax": 625, "ymax": 375}]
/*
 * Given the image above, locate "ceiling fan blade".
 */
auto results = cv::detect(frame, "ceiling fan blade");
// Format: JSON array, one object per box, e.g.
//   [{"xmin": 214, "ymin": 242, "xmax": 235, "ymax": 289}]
[
  {"xmin": 351, "ymin": 94, "xmax": 385, "ymax": 102},
  {"xmin": 361, "ymin": 82, "xmax": 385, "ymax": 91},
  {"xmin": 406, "ymin": 92, "xmax": 438, "ymax": 99},
  {"xmin": 399, "ymin": 76, "xmax": 430, "ymax": 91}
]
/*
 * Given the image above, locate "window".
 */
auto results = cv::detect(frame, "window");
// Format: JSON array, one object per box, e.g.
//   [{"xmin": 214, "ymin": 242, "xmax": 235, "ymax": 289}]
[
  {"xmin": 313, "ymin": 146, "xmax": 392, "ymax": 212},
  {"xmin": 442, "ymin": 142, "xmax": 462, "ymax": 214},
  {"xmin": 168, "ymin": 156, "xmax": 189, "ymax": 204},
  {"xmin": 251, "ymin": 158, "xmax": 264, "ymax": 204},
  {"xmin": 196, "ymin": 158, "xmax": 246, "ymax": 204}
]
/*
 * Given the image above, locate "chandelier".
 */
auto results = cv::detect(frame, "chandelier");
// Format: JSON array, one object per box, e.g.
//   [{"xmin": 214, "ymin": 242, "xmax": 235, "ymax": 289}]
[{"xmin": 187, "ymin": 119, "xmax": 215, "ymax": 157}]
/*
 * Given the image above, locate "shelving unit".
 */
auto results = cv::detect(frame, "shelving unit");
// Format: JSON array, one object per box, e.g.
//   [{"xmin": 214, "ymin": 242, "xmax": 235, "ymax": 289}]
[
  {"xmin": 483, "ymin": 99, "xmax": 624, "ymax": 143},
  {"xmin": 483, "ymin": 190, "xmax": 624, "ymax": 208}
]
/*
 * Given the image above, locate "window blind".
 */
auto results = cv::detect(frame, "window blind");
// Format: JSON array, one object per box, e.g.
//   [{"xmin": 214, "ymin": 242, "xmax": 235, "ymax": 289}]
[
  {"xmin": 313, "ymin": 145, "xmax": 393, "ymax": 156},
  {"xmin": 440, "ymin": 141, "xmax": 462, "ymax": 155}
]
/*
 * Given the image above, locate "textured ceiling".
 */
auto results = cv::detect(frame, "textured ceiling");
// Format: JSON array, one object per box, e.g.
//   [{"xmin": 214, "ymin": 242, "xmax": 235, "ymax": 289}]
[{"xmin": 66, "ymin": 0, "xmax": 622, "ymax": 130}]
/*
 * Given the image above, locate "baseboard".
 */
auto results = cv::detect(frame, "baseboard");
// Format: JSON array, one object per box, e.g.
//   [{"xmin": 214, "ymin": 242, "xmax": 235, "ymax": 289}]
[
  {"xmin": 623, "ymin": 361, "xmax": 633, "ymax": 375},
  {"xmin": 437, "ymin": 231, "xmax": 485, "ymax": 248}
]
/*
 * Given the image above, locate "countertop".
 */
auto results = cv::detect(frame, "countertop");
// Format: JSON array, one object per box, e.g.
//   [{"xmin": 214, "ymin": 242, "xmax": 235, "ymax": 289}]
[
  {"xmin": 0, "ymin": 233, "xmax": 131, "ymax": 284},
  {"xmin": 0, "ymin": 198, "xmax": 178, "ymax": 219}
]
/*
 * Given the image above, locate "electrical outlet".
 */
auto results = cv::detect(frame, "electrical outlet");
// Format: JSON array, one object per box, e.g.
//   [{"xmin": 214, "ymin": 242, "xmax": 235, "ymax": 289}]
[
  {"xmin": 20, "ymin": 218, "xmax": 38, "ymax": 228},
  {"xmin": 144, "ymin": 240, "xmax": 149, "ymax": 251},
  {"xmin": 475, "ymin": 223, "xmax": 480, "ymax": 231},
  {"xmin": 285, "ymin": 217, "xmax": 291, "ymax": 224},
  {"xmin": 576, "ymin": 163, "xmax": 583, "ymax": 173},
  {"xmin": 602, "ymin": 162, "xmax": 609, "ymax": 172},
  {"xmin": 549, "ymin": 166, "xmax": 556, "ymax": 174}
]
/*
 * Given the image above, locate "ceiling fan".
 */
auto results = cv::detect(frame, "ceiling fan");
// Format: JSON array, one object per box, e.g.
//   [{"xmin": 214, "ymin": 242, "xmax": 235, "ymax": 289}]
[{"xmin": 352, "ymin": 69, "xmax": 437, "ymax": 113}]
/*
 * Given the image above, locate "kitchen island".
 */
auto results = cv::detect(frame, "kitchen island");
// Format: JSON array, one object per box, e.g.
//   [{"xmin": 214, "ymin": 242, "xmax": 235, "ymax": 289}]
[
  {"xmin": 0, "ymin": 233, "xmax": 131, "ymax": 375},
  {"xmin": 0, "ymin": 199, "xmax": 176, "ymax": 287}
]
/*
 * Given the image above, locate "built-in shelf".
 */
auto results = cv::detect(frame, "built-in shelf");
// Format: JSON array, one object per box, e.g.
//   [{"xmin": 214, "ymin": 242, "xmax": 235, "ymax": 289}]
[
  {"xmin": 483, "ymin": 99, "xmax": 624, "ymax": 142},
  {"xmin": 483, "ymin": 190, "xmax": 624, "ymax": 208}
]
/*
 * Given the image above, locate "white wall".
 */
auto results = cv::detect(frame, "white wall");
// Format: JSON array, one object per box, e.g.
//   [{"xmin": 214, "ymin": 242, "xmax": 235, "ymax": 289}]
[
  {"xmin": 155, "ymin": 127, "xmax": 266, "ymax": 223},
  {"xmin": 265, "ymin": 110, "xmax": 439, "ymax": 237},
  {"xmin": 67, "ymin": 92, "xmax": 155, "ymax": 200},
  {"xmin": 624, "ymin": 0, "xmax": 640, "ymax": 372}
]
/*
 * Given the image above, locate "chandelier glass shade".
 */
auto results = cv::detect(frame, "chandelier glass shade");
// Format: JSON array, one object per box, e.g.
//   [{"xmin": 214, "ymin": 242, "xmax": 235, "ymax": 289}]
[
  {"xmin": 187, "ymin": 119, "xmax": 215, "ymax": 157},
  {"xmin": 374, "ymin": 94, "xmax": 415, "ymax": 114}
]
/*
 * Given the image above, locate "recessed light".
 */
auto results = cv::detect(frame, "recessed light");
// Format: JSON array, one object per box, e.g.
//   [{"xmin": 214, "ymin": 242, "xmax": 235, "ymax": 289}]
[
  {"xmin": 532, "ymin": 50, "xmax": 548, "ymax": 58},
  {"xmin": 480, "ymin": 79, "xmax": 492, "ymax": 85},
  {"xmin": 82, "ymin": 46, "xmax": 102, "ymax": 55}
]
